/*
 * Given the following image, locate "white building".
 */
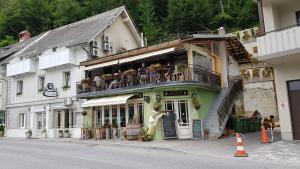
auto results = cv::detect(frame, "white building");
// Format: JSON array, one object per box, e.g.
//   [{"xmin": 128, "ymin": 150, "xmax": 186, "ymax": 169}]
[
  {"xmin": 2, "ymin": 6, "xmax": 141, "ymax": 138},
  {"xmin": 257, "ymin": 0, "xmax": 300, "ymax": 140}
]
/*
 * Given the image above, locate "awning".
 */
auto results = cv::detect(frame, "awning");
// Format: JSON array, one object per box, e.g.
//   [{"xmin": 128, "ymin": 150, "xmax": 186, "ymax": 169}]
[
  {"xmin": 81, "ymin": 94, "xmax": 135, "ymax": 107},
  {"xmin": 82, "ymin": 47, "xmax": 176, "ymax": 70}
]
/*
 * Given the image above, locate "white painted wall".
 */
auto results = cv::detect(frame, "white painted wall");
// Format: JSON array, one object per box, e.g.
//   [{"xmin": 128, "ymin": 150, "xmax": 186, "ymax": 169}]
[
  {"xmin": 273, "ymin": 61, "xmax": 300, "ymax": 140},
  {"xmin": 263, "ymin": 1, "xmax": 300, "ymax": 32}
]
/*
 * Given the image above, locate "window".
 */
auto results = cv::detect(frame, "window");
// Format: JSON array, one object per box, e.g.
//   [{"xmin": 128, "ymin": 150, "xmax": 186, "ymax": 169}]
[
  {"xmin": 128, "ymin": 104, "xmax": 135, "ymax": 122},
  {"xmin": 138, "ymin": 103, "xmax": 144, "ymax": 126},
  {"xmin": 193, "ymin": 51, "xmax": 213, "ymax": 70},
  {"xmin": 16, "ymin": 80, "xmax": 23, "ymax": 96},
  {"xmin": 36, "ymin": 112, "xmax": 46, "ymax": 130},
  {"xmin": 56, "ymin": 112, "xmax": 61, "ymax": 128},
  {"xmin": 38, "ymin": 76, "xmax": 45, "ymax": 92},
  {"xmin": 112, "ymin": 106, "xmax": 118, "ymax": 127},
  {"xmin": 19, "ymin": 113, "xmax": 26, "ymax": 128},
  {"xmin": 104, "ymin": 106, "xmax": 110, "ymax": 125},
  {"xmin": 62, "ymin": 71, "xmax": 71, "ymax": 89},
  {"xmin": 296, "ymin": 11, "xmax": 300, "ymax": 26},
  {"xmin": 69, "ymin": 110, "xmax": 76, "ymax": 128},
  {"xmin": 96, "ymin": 107, "xmax": 103, "ymax": 127},
  {"xmin": 120, "ymin": 105, "xmax": 126, "ymax": 127},
  {"xmin": 0, "ymin": 112, "xmax": 5, "ymax": 125}
]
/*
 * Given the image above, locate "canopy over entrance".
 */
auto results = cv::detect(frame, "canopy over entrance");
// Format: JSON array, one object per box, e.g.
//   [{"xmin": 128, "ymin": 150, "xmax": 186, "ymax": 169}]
[{"xmin": 81, "ymin": 94, "xmax": 135, "ymax": 107}]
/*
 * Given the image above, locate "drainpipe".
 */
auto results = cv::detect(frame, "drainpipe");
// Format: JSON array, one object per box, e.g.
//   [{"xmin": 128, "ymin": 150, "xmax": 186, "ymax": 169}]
[
  {"xmin": 141, "ymin": 33, "xmax": 144, "ymax": 47},
  {"xmin": 218, "ymin": 27, "xmax": 229, "ymax": 87}
]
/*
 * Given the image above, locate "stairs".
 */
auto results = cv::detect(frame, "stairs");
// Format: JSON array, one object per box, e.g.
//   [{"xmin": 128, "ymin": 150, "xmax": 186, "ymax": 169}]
[{"xmin": 204, "ymin": 77, "xmax": 243, "ymax": 138}]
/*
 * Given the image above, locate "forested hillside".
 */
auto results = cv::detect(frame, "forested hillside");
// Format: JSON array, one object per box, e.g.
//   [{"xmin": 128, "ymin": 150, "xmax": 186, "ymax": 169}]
[{"xmin": 0, "ymin": 0, "xmax": 258, "ymax": 47}]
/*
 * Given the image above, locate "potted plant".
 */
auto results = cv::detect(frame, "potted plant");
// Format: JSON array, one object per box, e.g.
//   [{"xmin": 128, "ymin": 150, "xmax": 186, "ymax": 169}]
[
  {"xmin": 144, "ymin": 133, "xmax": 154, "ymax": 142},
  {"xmin": 121, "ymin": 130, "xmax": 127, "ymax": 140},
  {"xmin": 112, "ymin": 119, "xmax": 118, "ymax": 139},
  {"xmin": 126, "ymin": 118, "xmax": 141, "ymax": 141},
  {"xmin": 62, "ymin": 85, "xmax": 70, "ymax": 91},
  {"xmin": 63, "ymin": 129, "xmax": 70, "ymax": 138},
  {"xmin": 25, "ymin": 129, "xmax": 32, "ymax": 139},
  {"xmin": 0, "ymin": 125, "xmax": 4, "ymax": 137},
  {"xmin": 138, "ymin": 128, "xmax": 146, "ymax": 141},
  {"xmin": 58, "ymin": 129, "xmax": 63, "ymax": 138},
  {"xmin": 41, "ymin": 129, "xmax": 47, "ymax": 138}
]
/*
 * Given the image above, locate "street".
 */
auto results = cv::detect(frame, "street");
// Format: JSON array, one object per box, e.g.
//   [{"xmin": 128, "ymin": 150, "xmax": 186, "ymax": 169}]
[{"xmin": 0, "ymin": 139, "xmax": 299, "ymax": 169}]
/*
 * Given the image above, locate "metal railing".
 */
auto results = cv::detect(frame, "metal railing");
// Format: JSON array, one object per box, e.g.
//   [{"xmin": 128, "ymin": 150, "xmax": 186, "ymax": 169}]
[
  {"xmin": 76, "ymin": 64, "xmax": 221, "ymax": 95},
  {"xmin": 217, "ymin": 76, "xmax": 243, "ymax": 126}
]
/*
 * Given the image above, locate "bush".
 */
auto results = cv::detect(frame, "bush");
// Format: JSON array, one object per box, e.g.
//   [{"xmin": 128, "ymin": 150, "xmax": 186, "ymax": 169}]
[
  {"xmin": 144, "ymin": 134, "xmax": 154, "ymax": 142},
  {"xmin": 0, "ymin": 125, "xmax": 4, "ymax": 132}
]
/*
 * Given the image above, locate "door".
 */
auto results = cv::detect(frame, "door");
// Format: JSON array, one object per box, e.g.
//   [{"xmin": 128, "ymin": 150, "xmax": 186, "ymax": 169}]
[
  {"xmin": 288, "ymin": 80, "xmax": 300, "ymax": 140},
  {"xmin": 165, "ymin": 100, "xmax": 191, "ymax": 139},
  {"xmin": 296, "ymin": 11, "xmax": 300, "ymax": 26}
]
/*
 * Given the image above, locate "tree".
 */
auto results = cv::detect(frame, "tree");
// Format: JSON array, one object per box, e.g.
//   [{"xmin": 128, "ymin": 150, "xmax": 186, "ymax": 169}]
[
  {"xmin": 0, "ymin": 36, "xmax": 16, "ymax": 47},
  {"xmin": 166, "ymin": 0, "xmax": 212, "ymax": 33},
  {"xmin": 52, "ymin": 0, "xmax": 84, "ymax": 28},
  {"xmin": 137, "ymin": 0, "xmax": 161, "ymax": 45}
]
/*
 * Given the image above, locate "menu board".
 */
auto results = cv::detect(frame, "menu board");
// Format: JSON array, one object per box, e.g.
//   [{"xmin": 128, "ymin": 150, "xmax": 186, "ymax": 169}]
[
  {"xmin": 193, "ymin": 120, "xmax": 203, "ymax": 139},
  {"xmin": 162, "ymin": 111, "xmax": 177, "ymax": 139}
]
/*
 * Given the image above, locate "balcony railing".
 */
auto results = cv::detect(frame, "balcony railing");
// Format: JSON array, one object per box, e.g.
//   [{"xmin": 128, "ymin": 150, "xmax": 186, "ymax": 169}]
[
  {"xmin": 257, "ymin": 25, "xmax": 300, "ymax": 57},
  {"xmin": 76, "ymin": 64, "xmax": 221, "ymax": 95}
]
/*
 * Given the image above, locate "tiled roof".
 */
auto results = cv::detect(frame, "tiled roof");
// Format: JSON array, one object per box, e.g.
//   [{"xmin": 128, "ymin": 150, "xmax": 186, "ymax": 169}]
[{"xmin": 14, "ymin": 6, "xmax": 126, "ymax": 58}]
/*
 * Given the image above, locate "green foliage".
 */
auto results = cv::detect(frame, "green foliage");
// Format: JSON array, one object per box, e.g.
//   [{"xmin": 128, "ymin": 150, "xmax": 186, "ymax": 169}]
[
  {"xmin": 0, "ymin": 36, "xmax": 16, "ymax": 47},
  {"xmin": 0, "ymin": 125, "xmax": 4, "ymax": 132},
  {"xmin": 0, "ymin": 0, "xmax": 258, "ymax": 47}
]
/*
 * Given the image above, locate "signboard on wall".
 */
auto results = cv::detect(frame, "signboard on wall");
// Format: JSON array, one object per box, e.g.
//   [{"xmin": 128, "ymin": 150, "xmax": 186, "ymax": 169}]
[
  {"xmin": 163, "ymin": 90, "xmax": 188, "ymax": 97},
  {"xmin": 43, "ymin": 83, "xmax": 58, "ymax": 97},
  {"xmin": 192, "ymin": 120, "xmax": 203, "ymax": 139},
  {"xmin": 162, "ymin": 111, "xmax": 177, "ymax": 139}
]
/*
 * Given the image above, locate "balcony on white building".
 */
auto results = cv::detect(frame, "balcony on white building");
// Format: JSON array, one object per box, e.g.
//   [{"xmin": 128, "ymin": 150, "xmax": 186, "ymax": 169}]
[
  {"xmin": 257, "ymin": 26, "xmax": 300, "ymax": 64},
  {"xmin": 39, "ymin": 48, "xmax": 75, "ymax": 70},
  {"xmin": 7, "ymin": 59, "xmax": 37, "ymax": 77}
]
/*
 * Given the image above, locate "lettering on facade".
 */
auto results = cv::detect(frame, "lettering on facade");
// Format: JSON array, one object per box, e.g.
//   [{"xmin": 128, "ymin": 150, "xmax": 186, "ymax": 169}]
[
  {"xmin": 43, "ymin": 83, "xmax": 58, "ymax": 97},
  {"xmin": 163, "ymin": 90, "xmax": 188, "ymax": 97}
]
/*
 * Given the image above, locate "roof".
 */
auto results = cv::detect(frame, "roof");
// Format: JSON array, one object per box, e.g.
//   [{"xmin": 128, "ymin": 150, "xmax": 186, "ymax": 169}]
[
  {"xmin": 81, "ymin": 34, "xmax": 250, "ymax": 68},
  {"xmin": 15, "ymin": 6, "xmax": 127, "ymax": 58},
  {"xmin": 0, "ymin": 32, "xmax": 47, "ymax": 61}
]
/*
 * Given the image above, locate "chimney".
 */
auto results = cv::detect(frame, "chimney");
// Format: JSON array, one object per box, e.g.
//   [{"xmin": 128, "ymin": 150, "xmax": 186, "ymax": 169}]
[
  {"xmin": 218, "ymin": 27, "xmax": 226, "ymax": 36},
  {"xmin": 19, "ymin": 30, "xmax": 31, "ymax": 42}
]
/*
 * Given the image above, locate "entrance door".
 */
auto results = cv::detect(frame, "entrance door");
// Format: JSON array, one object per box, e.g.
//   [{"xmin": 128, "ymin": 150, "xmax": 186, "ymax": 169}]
[
  {"xmin": 165, "ymin": 100, "xmax": 191, "ymax": 139},
  {"xmin": 288, "ymin": 80, "xmax": 300, "ymax": 140}
]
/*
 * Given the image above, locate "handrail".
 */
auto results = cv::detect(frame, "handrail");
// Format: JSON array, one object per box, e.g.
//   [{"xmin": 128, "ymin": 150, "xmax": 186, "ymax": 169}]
[
  {"xmin": 76, "ymin": 64, "xmax": 221, "ymax": 95},
  {"xmin": 217, "ymin": 77, "xmax": 243, "ymax": 126},
  {"xmin": 259, "ymin": 24, "xmax": 300, "ymax": 37}
]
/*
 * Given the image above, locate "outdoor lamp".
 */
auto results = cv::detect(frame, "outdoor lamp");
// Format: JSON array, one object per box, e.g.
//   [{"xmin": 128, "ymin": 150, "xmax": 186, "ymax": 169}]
[{"xmin": 144, "ymin": 96, "xmax": 150, "ymax": 103}]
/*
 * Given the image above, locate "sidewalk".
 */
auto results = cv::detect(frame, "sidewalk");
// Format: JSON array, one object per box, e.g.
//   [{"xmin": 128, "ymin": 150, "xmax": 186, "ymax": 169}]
[{"xmin": 2, "ymin": 131, "xmax": 300, "ymax": 165}]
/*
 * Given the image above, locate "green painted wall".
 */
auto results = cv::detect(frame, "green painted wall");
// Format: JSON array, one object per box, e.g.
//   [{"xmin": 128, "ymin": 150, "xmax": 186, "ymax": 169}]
[{"xmin": 82, "ymin": 85, "xmax": 219, "ymax": 140}]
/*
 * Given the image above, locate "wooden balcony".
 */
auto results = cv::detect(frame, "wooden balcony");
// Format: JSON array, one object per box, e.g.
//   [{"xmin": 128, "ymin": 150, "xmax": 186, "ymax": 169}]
[{"xmin": 76, "ymin": 64, "xmax": 221, "ymax": 99}]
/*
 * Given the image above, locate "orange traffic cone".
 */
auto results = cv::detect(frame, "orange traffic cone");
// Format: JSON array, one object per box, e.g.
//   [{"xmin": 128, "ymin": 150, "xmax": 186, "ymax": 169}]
[
  {"xmin": 234, "ymin": 133, "xmax": 248, "ymax": 157},
  {"xmin": 261, "ymin": 126, "xmax": 269, "ymax": 144}
]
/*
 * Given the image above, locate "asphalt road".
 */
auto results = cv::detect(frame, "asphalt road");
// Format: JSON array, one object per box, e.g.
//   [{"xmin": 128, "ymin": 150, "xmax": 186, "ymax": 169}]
[{"xmin": 0, "ymin": 139, "xmax": 298, "ymax": 169}]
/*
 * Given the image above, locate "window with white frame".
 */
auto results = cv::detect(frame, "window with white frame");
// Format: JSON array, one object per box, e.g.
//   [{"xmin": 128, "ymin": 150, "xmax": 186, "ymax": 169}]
[
  {"xmin": 69, "ymin": 109, "xmax": 76, "ymax": 128},
  {"xmin": 62, "ymin": 71, "xmax": 71, "ymax": 90},
  {"xmin": 19, "ymin": 113, "xmax": 26, "ymax": 128},
  {"xmin": 16, "ymin": 80, "xmax": 23, "ymax": 96},
  {"xmin": 95, "ymin": 107, "xmax": 103, "ymax": 127},
  {"xmin": 38, "ymin": 76, "xmax": 45, "ymax": 92},
  {"xmin": 138, "ymin": 102, "xmax": 144, "ymax": 126},
  {"xmin": 36, "ymin": 112, "xmax": 46, "ymax": 130}
]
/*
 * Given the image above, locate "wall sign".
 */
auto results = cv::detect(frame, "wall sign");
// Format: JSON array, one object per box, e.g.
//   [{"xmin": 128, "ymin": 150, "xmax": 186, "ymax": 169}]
[
  {"xmin": 192, "ymin": 120, "xmax": 203, "ymax": 140},
  {"xmin": 162, "ymin": 111, "xmax": 177, "ymax": 139},
  {"xmin": 164, "ymin": 90, "xmax": 188, "ymax": 97},
  {"xmin": 43, "ymin": 83, "xmax": 58, "ymax": 97}
]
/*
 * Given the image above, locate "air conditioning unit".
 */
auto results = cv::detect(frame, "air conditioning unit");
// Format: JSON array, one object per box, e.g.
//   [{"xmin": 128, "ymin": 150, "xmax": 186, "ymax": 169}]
[
  {"xmin": 89, "ymin": 40, "xmax": 98, "ymax": 48},
  {"xmin": 91, "ymin": 48, "xmax": 99, "ymax": 57},
  {"xmin": 103, "ymin": 34, "xmax": 110, "ymax": 43},
  {"xmin": 102, "ymin": 42, "xmax": 110, "ymax": 51},
  {"xmin": 64, "ymin": 97, "xmax": 73, "ymax": 106}
]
